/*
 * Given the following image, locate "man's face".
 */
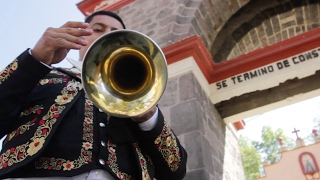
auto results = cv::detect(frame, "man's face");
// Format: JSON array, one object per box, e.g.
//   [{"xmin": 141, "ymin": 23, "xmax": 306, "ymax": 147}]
[{"xmin": 79, "ymin": 15, "xmax": 124, "ymax": 61}]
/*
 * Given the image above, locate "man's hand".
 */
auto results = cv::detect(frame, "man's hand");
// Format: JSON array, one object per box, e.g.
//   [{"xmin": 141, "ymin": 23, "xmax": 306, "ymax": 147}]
[
  {"xmin": 31, "ymin": 21, "xmax": 93, "ymax": 65},
  {"xmin": 131, "ymin": 106, "xmax": 157, "ymax": 123}
]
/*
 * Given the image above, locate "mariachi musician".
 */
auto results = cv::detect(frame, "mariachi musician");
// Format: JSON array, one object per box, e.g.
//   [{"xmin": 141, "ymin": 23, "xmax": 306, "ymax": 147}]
[{"xmin": 0, "ymin": 10, "xmax": 187, "ymax": 180}]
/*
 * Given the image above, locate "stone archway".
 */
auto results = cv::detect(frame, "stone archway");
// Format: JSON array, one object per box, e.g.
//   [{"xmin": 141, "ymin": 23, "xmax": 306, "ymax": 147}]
[
  {"xmin": 211, "ymin": 0, "xmax": 320, "ymax": 63},
  {"xmin": 76, "ymin": 0, "xmax": 320, "ymax": 179}
]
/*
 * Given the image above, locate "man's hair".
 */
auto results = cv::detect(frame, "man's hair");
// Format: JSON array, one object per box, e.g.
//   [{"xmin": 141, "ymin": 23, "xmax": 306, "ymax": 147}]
[{"xmin": 85, "ymin": 10, "xmax": 126, "ymax": 29}]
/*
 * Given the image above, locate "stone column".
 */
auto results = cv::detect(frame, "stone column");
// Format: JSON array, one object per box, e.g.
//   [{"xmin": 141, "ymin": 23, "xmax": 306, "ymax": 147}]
[{"xmin": 159, "ymin": 72, "xmax": 244, "ymax": 180}]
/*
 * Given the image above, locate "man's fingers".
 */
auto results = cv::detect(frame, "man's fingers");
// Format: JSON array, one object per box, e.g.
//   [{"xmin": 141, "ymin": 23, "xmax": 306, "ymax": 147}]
[
  {"xmin": 51, "ymin": 36, "xmax": 83, "ymax": 50},
  {"xmin": 60, "ymin": 21, "xmax": 89, "ymax": 29},
  {"xmin": 55, "ymin": 21, "xmax": 93, "ymax": 38},
  {"xmin": 31, "ymin": 21, "xmax": 93, "ymax": 64},
  {"xmin": 53, "ymin": 33, "xmax": 88, "ymax": 47},
  {"xmin": 54, "ymin": 27, "xmax": 92, "ymax": 37}
]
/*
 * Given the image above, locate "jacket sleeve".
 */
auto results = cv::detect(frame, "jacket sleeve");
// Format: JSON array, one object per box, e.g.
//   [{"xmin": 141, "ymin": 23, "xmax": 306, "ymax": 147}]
[
  {"xmin": 0, "ymin": 49, "xmax": 51, "ymax": 138},
  {"xmin": 135, "ymin": 109, "xmax": 188, "ymax": 180}
]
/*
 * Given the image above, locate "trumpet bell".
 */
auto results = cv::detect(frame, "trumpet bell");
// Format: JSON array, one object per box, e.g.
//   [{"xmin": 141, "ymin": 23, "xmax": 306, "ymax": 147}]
[{"xmin": 82, "ymin": 30, "xmax": 167, "ymax": 118}]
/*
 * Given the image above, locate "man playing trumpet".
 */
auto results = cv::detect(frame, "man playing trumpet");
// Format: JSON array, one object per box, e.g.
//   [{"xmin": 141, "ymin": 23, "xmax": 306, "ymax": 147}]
[{"xmin": 0, "ymin": 10, "xmax": 187, "ymax": 180}]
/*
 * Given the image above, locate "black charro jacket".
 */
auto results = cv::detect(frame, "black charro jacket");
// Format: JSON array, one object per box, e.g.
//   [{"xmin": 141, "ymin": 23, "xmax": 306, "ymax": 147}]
[{"xmin": 0, "ymin": 49, "xmax": 187, "ymax": 180}]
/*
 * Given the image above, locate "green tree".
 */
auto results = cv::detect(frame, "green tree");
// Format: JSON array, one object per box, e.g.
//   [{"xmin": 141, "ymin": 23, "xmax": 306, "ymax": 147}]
[
  {"xmin": 238, "ymin": 135, "xmax": 261, "ymax": 180},
  {"xmin": 239, "ymin": 125, "xmax": 295, "ymax": 180},
  {"xmin": 252, "ymin": 126, "xmax": 295, "ymax": 164}
]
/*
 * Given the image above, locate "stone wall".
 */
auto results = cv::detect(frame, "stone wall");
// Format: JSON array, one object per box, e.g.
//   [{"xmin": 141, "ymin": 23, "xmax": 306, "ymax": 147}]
[
  {"xmin": 158, "ymin": 72, "xmax": 244, "ymax": 180},
  {"xmin": 116, "ymin": 0, "xmax": 187, "ymax": 47},
  {"xmin": 224, "ymin": 1, "xmax": 320, "ymax": 61},
  {"xmin": 116, "ymin": 0, "xmax": 320, "ymax": 63},
  {"xmin": 222, "ymin": 127, "xmax": 245, "ymax": 180}
]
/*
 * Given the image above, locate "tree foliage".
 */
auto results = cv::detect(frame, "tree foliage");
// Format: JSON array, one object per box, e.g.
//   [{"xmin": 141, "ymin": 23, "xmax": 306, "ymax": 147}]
[
  {"xmin": 239, "ymin": 125, "xmax": 295, "ymax": 180},
  {"xmin": 238, "ymin": 135, "xmax": 261, "ymax": 180},
  {"xmin": 251, "ymin": 126, "xmax": 295, "ymax": 164}
]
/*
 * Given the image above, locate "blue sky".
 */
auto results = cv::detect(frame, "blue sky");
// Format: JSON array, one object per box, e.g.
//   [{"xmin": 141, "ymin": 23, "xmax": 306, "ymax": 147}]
[
  {"xmin": 0, "ymin": 0, "xmax": 84, "ymax": 69},
  {"xmin": 1, "ymin": 1, "xmax": 320, "ymax": 150}
]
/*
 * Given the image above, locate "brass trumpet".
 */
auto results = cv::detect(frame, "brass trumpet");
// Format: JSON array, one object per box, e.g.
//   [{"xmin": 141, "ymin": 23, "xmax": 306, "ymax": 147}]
[{"xmin": 70, "ymin": 30, "xmax": 168, "ymax": 118}]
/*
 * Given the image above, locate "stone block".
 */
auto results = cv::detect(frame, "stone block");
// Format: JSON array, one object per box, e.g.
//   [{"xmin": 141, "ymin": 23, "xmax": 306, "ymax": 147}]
[
  {"xmin": 176, "ymin": 15, "xmax": 194, "ymax": 24},
  {"xmin": 141, "ymin": 19, "xmax": 152, "ymax": 26},
  {"xmin": 159, "ymin": 77, "xmax": 178, "ymax": 107},
  {"xmin": 158, "ymin": 106, "xmax": 171, "ymax": 124},
  {"xmin": 288, "ymin": 27, "xmax": 295, "ymax": 37},
  {"xmin": 179, "ymin": 72, "xmax": 196, "ymax": 102},
  {"xmin": 295, "ymin": 7, "xmax": 304, "ymax": 25},
  {"xmin": 309, "ymin": 4, "xmax": 318, "ymax": 23},
  {"xmin": 267, "ymin": 35, "xmax": 276, "ymax": 45},
  {"xmin": 184, "ymin": 131, "xmax": 205, "ymax": 170},
  {"xmin": 275, "ymin": 32, "xmax": 282, "ymax": 42},
  {"xmin": 179, "ymin": 5, "xmax": 198, "ymax": 17},
  {"xmin": 264, "ymin": 20, "xmax": 273, "ymax": 37},
  {"xmin": 229, "ymin": 0, "xmax": 241, "ymax": 12},
  {"xmin": 185, "ymin": 0, "xmax": 202, "ymax": 8},
  {"xmin": 204, "ymin": 16, "xmax": 215, "ymax": 38},
  {"xmin": 202, "ymin": 136, "xmax": 215, "ymax": 172},
  {"xmin": 156, "ymin": 8, "xmax": 173, "ymax": 19},
  {"xmin": 173, "ymin": 23, "xmax": 192, "ymax": 35},
  {"xmin": 191, "ymin": 18, "xmax": 202, "ymax": 35},
  {"xmin": 281, "ymin": 29, "xmax": 288, "ymax": 39},
  {"xmin": 249, "ymin": 29, "xmax": 259, "ymax": 48},
  {"xmin": 184, "ymin": 169, "xmax": 210, "ymax": 180},
  {"xmin": 213, "ymin": 157, "xmax": 223, "ymax": 175},
  {"xmin": 282, "ymin": 20, "xmax": 296, "ymax": 29},
  {"xmin": 159, "ymin": 15, "xmax": 175, "ymax": 26},
  {"xmin": 271, "ymin": 16, "xmax": 280, "ymax": 32},
  {"xmin": 170, "ymin": 100, "xmax": 200, "ymax": 135},
  {"xmin": 256, "ymin": 25, "xmax": 265, "ymax": 39}
]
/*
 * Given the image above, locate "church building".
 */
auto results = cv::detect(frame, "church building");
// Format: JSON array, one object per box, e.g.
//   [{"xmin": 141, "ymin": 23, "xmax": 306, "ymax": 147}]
[{"xmin": 257, "ymin": 129, "xmax": 320, "ymax": 180}]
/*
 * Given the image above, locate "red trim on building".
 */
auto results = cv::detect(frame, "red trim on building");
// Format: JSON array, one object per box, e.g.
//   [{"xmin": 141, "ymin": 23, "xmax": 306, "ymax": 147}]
[
  {"xmin": 162, "ymin": 36, "xmax": 215, "ymax": 82},
  {"xmin": 77, "ymin": 0, "xmax": 134, "ymax": 17},
  {"xmin": 162, "ymin": 27, "xmax": 320, "ymax": 84},
  {"xmin": 233, "ymin": 120, "xmax": 245, "ymax": 131},
  {"xmin": 162, "ymin": 28, "xmax": 320, "ymax": 129}
]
